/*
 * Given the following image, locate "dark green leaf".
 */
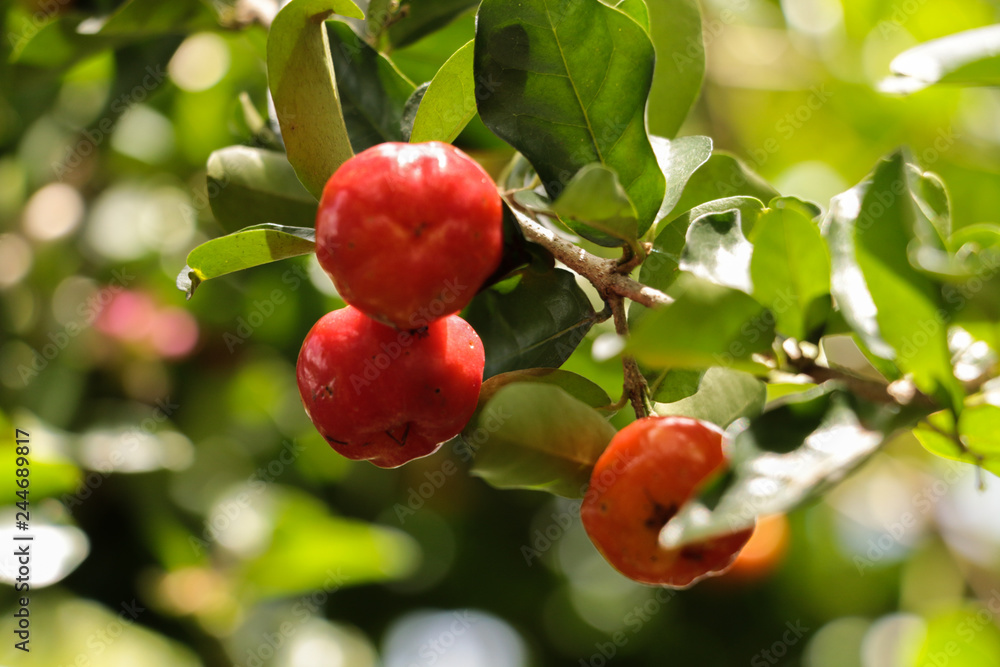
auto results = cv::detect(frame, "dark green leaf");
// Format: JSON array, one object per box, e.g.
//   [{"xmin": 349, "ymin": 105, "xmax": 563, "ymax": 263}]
[
  {"xmin": 882, "ymin": 24, "xmax": 1000, "ymax": 93},
  {"xmin": 410, "ymin": 39, "xmax": 477, "ymax": 143},
  {"xmin": 750, "ymin": 206, "xmax": 831, "ymax": 339},
  {"xmin": 647, "ymin": 368, "xmax": 703, "ymax": 403},
  {"xmin": 680, "ymin": 210, "xmax": 754, "ymax": 293},
  {"xmin": 550, "ymin": 164, "xmax": 639, "ymax": 248},
  {"xmin": 641, "ymin": 196, "xmax": 765, "ymax": 293},
  {"xmin": 475, "ymin": 0, "xmax": 665, "ymax": 236},
  {"xmin": 667, "ymin": 152, "xmax": 779, "ymax": 223},
  {"xmin": 661, "ymin": 385, "xmax": 883, "ymax": 546},
  {"xmin": 646, "ymin": 0, "xmax": 703, "ymax": 138},
  {"xmin": 267, "ymin": 0, "xmax": 364, "ymax": 199},
  {"xmin": 176, "ymin": 224, "xmax": 316, "ymax": 298},
  {"xmin": 327, "ymin": 20, "xmax": 416, "ymax": 152},
  {"xmin": 823, "ymin": 150, "xmax": 961, "ymax": 408},
  {"xmin": 652, "ymin": 367, "xmax": 765, "ymax": 427},
  {"xmin": 626, "ymin": 273, "xmax": 773, "ymax": 373},
  {"xmin": 480, "ymin": 203, "xmax": 535, "ymax": 288},
  {"xmin": 651, "ymin": 135, "xmax": 713, "ymax": 228},
  {"xmin": 205, "ymin": 146, "xmax": 317, "ymax": 232},
  {"xmin": 387, "ymin": 0, "xmax": 479, "ymax": 49},
  {"xmin": 467, "ymin": 383, "xmax": 616, "ymax": 497},
  {"xmin": 465, "ymin": 266, "xmax": 598, "ymax": 378},
  {"xmin": 400, "ymin": 82, "xmax": 430, "ymax": 141}
]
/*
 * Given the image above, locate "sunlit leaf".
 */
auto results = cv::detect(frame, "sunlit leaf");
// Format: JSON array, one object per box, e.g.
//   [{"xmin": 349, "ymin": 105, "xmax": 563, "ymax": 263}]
[
  {"xmin": 550, "ymin": 164, "xmax": 639, "ymax": 248},
  {"xmin": 651, "ymin": 135, "xmax": 713, "ymax": 228},
  {"xmin": 646, "ymin": 0, "xmax": 703, "ymax": 138},
  {"xmin": 653, "ymin": 367, "xmax": 765, "ymax": 428},
  {"xmin": 882, "ymin": 24, "xmax": 1000, "ymax": 93},
  {"xmin": 667, "ymin": 152, "xmax": 779, "ymax": 223},
  {"xmin": 410, "ymin": 40, "xmax": 477, "ymax": 143},
  {"xmin": 680, "ymin": 209, "xmax": 754, "ymax": 293}
]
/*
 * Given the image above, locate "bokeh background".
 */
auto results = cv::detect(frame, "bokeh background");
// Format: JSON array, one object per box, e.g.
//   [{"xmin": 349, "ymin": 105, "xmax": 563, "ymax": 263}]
[{"xmin": 2, "ymin": 0, "xmax": 1000, "ymax": 665}]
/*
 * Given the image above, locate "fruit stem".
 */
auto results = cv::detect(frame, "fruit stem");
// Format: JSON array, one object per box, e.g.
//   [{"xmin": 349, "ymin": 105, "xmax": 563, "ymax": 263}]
[{"xmin": 610, "ymin": 294, "xmax": 649, "ymax": 420}]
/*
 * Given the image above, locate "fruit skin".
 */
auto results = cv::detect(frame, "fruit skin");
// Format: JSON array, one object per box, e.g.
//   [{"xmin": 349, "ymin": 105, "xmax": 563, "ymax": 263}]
[
  {"xmin": 316, "ymin": 141, "xmax": 503, "ymax": 330},
  {"xmin": 296, "ymin": 306, "xmax": 485, "ymax": 468},
  {"xmin": 581, "ymin": 416, "xmax": 754, "ymax": 587}
]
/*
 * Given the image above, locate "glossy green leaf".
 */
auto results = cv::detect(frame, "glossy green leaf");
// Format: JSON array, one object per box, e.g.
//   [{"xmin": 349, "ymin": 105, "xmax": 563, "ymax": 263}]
[
  {"xmin": 641, "ymin": 196, "xmax": 765, "ymax": 293},
  {"xmin": 327, "ymin": 20, "xmax": 416, "ymax": 152},
  {"xmin": 465, "ymin": 267, "xmax": 598, "ymax": 378},
  {"xmin": 626, "ymin": 274, "xmax": 773, "ymax": 373},
  {"xmin": 823, "ymin": 151, "xmax": 961, "ymax": 408},
  {"xmin": 176, "ymin": 224, "xmax": 316, "ymax": 298},
  {"xmin": 661, "ymin": 385, "xmax": 883, "ymax": 546},
  {"xmin": 647, "ymin": 368, "xmax": 703, "ymax": 403},
  {"xmin": 680, "ymin": 210, "xmax": 754, "ymax": 293},
  {"xmin": 267, "ymin": 0, "xmax": 364, "ymax": 199},
  {"xmin": 652, "ymin": 367, "xmax": 766, "ymax": 428},
  {"xmin": 646, "ymin": 0, "xmax": 703, "ymax": 138},
  {"xmin": 474, "ymin": 0, "xmax": 665, "ymax": 236},
  {"xmin": 467, "ymin": 383, "xmax": 616, "ymax": 497},
  {"xmin": 750, "ymin": 206, "xmax": 831, "ymax": 339},
  {"xmin": 605, "ymin": 0, "xmax": 649, "ymax": 30},
  {"xmin": 409, "ymin": 40, "xmax": 477, "ymax": 143},
  {"xmin": 668, "ymin": 152, "xmax": 779, "ymax": 223},
  {"xmin": 550, "ymin": 164, "xmax": 639, "ymax": 248},
  {"xmin": 882, "ymin": 24, "xmax": 1000, "ymax": 94},
  {"xmin": 651, "ymin": 135, "xmax": 713, "ymax": 228},
  {"xmin": 387, "ymin": 0, "xmax": 479, "ymax": 49},
  {"xmin": 205, "ymin": 146, "xmax": 317, "ymax": 232},
  {"xmin": 766, "ymin": 195, "xmax": 822, "ymax": 224},
  {"xmin": 241, "ymin": 489, "xmax": 419, "ymax": 597}
]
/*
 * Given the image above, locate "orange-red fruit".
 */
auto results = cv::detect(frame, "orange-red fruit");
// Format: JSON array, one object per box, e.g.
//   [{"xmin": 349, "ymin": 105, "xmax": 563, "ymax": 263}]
[
  {"xmin": 581, "ymin": 416, "xmax": 754, "ymax": 587},
  {"xmin": 296, "ymin": 306, "xmax": 484, "ymax": 468},
  {"xmin": 316, "ymin": 141, "xmax": 503, "ymax": 330}
]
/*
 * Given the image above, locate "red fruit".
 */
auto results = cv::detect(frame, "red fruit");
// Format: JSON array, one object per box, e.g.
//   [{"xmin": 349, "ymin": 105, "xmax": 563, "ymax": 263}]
[
  {"xmin": 296, "ymin": 306, "xmax": 485, "ymax": 468},
  {"xmin": 581, "ymin": 416, "xmax": 753, "ymax": 587},
  {"xmin": 316, "ymin": 141, "xmax": 503, "ymax": 330}
]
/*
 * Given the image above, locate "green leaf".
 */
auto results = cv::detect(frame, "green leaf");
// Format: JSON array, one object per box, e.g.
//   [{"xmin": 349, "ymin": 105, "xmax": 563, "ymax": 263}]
[
  {"xmin": 651, "ymin": 135, "xmax": 713, "ymax": 229},
  {"xmin": 652, "ymin": 367, "xmax": 766, "ymax": 428},
  {"xmin": 750, "ymin": 206, "xmax": 831, "ymax": 339},
  {"xmin": 12, "ymin": 16, "xmax": 119, "ymax": 67},
  {"xmin": 327, "ymin": 20, "xmax": 416, "ymax": 152},
  {"xmin": 409, "ymin": 40, "xmax": 477, "ymax": 143},
  {"xmin": 641, "ymin": 196, "xmax": 765, "ymax": 293},
  {"xmin": 480, "ymin": 203, "xmax": 535, "ymax": 289},
  {"xmin": 914, "ymin": 607, "xmax": 1000, "ymax": 667},
  {"xmin": 267, "ymin": 0, "xmax": 364, "ymax": 199},
  {"xmin": 667, "ymin": 152, "xmax": 779, "ymax": 223},
  {"xmin": 464, "ymin": 266, "xmax": 598, "ymax": 378},
  {"xmin": 646, "ymin": 0, "xmax": 704, "ymax": 138},
  {"xmin": 823, "ymin": 151, "xmax": 961, "ymax": 408},
  {"xmin": 387, "ymin": 0, "xmax": 479, "ymax": 49},
  {"xmin": 241, "ymin": 489, "xmax": 419, "ymax": 598},
  {"xmin": 474, "ymin": 0, "xmax": 665, "ymax": 236},
  {"xmin": 205, "ymin": 146, "xmax": 317, "ymax": 232},
  {"xmin": 472, "ymin": 368, "xmax": 613, "ymax": 414},
  {"xmin": 400, "ymin": 82, "xmax": 430, "ymax": 141},
  {"xmin": 881, "ymin": 24, "xmax": 1000, "ymax": 94},
  {"xmin": 680, "ymin": 209, "xmax": 754, "ymax": 293},
  {"xmin": 914, "ymin": 405, "xmax": 1000, "ymax": 476},
  {"xmin": 176, "ymin": 224, "xmax": 316, "ymax": 298},
  {"xmin": 550, "ymin": 164, "xmax": 640, "ymax": 248},
  {"xmin": 603, "ymin": 0, "xmax": 649, "ymax": 30},
  {"xmin": 85, "ymin": 0, "xmax": 219, "ymax": 36},
  {"xmin": 647, "ymin": 368, "xmax": 703, "ymax": 403},
  {"xmin": 765, "ymin": 195, "xmax": 822, "ymax": 224},
  {"xmin": 467, "ymin": 383, "xmax": 617, "ymax": 497},
  {"xmin": 626, "ymin": 274, "xmax": 773, "ymax": 373},
  {"xmin": 661, "ymin": 385, "xmax": 884, "ymax": 546}
]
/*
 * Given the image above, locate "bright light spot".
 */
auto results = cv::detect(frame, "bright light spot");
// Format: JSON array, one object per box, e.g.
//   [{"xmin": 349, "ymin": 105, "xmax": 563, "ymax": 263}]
[
  {"xmin": 209, "ymin": 484, "xmax": 275, "ymax": 557},
  {"xmin": 804, "ymin": 617, "xmax": 870, "ymax": 667},
  {"xmin": 139, "ymin": 186, "xmax": 197, "ymax": 254},
  {"xmin": 0, "ymin": 510, "xmax": 89, "ymax": 587},
  {"xmin": 937, "ymin": 466, "xmax": 1000, "ymax": 567},
  {"xmin": 308, "ymin": 255, "xmax": 340, "ymax": 297},
  {"xmin": 281, "ymin": 620, "xmax": 379, "ymax": 667},
  {"xmin": 781, "ymin": 0, "xmax": 843, "ymax": 36},
  {"xmin": 85, "ymin": 185, "xmax": 152, "ymax": 260},
  {"xmin": 861, "ymin": 613, "xmax": 924, "ymax": 667},
  {"xmin": 23, "ymin": 182, "xmax": 86, "ymax": 241},
  {"xmin": 383, "ymin": 610, "xmax": 529, "ymax": 667},
  {"xmin": 79, "ymin": 427, "xmax": 194, "ymax": 474},
  {"xmin": 168, "ymin": 33, "xmax": 231, "ymax": 92},
  {"xmin": 773, "ymin": 161, "xmax": 846, "ymax": 211},
  {"xmin": 591, "ymin": 333, "xmax": 625, "ymax": 361},
  {"xmin": 862, "ymin": 27, "xmax": 918, "ymax": 86},
  {"xmin": 111, "ymin": 105, "xmax": 174, "ymax": 164},
  {"xmin": 0, "ymin": 233, "xmax": 33, "ymax": 288}
]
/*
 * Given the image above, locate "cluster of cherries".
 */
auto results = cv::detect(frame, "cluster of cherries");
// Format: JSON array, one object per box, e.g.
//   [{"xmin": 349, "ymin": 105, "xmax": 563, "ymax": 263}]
[{"xmin": 296, "ymin": 142, "xmax": 754, "ymax": 587}]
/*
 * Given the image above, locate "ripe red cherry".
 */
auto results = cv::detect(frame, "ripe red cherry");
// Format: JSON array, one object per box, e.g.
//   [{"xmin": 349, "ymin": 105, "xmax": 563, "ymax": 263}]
[
  {"xmin": 581, "ymin": 416, "xmax": 754, "ymax": 587},
  {"xmin": 296, "ymin": 306, "xmax": 484, "ymax": 468},
  {"xmin": 316, "ymin": 141, "xmax": 503, "ymax": 330}
]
